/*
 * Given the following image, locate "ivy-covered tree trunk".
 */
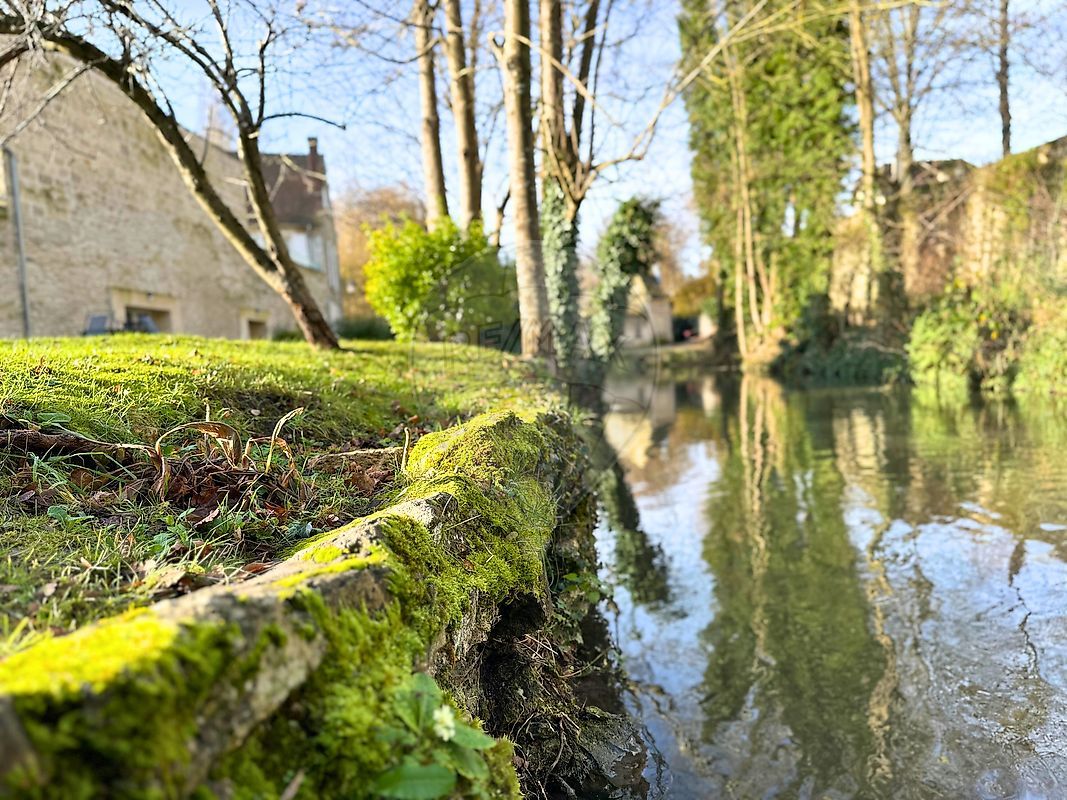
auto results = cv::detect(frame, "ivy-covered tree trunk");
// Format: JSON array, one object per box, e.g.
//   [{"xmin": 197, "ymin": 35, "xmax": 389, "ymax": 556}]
[
  {"xmin": 588, "ymin": 199, "xmax": 659, "ymax": 375},
  {"xmin": 541, "ymin": 179, "xmax": 580, "ymax": 374},
  {"xmin": 536, "ymin": 0, "xmax": 603, "ymax": 374}
]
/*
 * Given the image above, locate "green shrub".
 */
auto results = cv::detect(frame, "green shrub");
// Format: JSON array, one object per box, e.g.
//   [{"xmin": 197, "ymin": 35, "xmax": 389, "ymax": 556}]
[
  {"xmin": 1016, "ymin": 307, "xmax": 1067, "ymax": 393},
  {"xmin": 364, "ymin": 219, "xmax": 515, "ymax": 342},
  {"xmin": 271, "ymin": 329, "xmax": 303, "ymax": 342},
  {"xmin": 774, "ymin": 334, "xmax": 907, "ymax": 387},
  {"xmin": 337, "ymin": 315, "xmax": 394, "ymax": 341},
  {"xmin": 907, "ymin": 281, "xmax": 1028, "ymax": 392}
]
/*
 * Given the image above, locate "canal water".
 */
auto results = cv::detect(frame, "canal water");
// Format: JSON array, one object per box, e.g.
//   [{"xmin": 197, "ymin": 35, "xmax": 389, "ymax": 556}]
[{"xmin": 596, "ymin": 371, "xmax": 1067, "ymax": 799}]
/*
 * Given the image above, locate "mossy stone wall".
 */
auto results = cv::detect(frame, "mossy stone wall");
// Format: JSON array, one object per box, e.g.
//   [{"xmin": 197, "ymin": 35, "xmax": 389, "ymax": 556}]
[{"xmin": 0, "ymin": 410, "xmax": 623, "ymax": 799}]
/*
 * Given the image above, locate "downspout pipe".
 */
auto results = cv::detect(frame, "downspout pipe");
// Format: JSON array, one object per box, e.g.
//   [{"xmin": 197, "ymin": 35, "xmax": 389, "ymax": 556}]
[{"xmin": 3, "ymin": 146, "xmax": 30, "ymax": 338}]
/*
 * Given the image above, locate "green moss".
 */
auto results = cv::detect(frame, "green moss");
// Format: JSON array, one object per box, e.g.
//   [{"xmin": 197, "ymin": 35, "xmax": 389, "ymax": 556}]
[
  {"xmin": 404, "ymin": 410, "xmax": 545, "ymax": 478},
  {"xmin": 207, "ymin": 596, "xmax": 521, "ymax": 800},
  {"xmin": 4, "ymin": 616, "xmax": 245, "ymax": 798},
  {"xmin": 303, "ymin": 544, "xmax": 344, "ymax": 563},
  {"xmin": 272, "ymin": 552, "xmax": 388, "ymax": 599},
  {"xmin": 204, "ymin": 413, "xmax": 568, "ymax": 797},
  {"xmin": 1, "ymin": 411, "xmax": 577, "ymax": 797},
  {"xmin": 482, "ymin": 739, "xmax": 523, "ymax": 798},
  {"xmin": 0, "ymin": 609, "xmax": 177, "ymax": 696}
]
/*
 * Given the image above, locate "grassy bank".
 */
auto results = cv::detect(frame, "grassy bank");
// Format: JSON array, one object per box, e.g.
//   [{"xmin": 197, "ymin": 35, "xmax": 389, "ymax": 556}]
[
  {"xmin": 773, "ymin": 293, "xmax": 1067, "ymax": 394},
  {"xmin": 0, "ymin": 336, "xmax": 557, "ymax": 654},
  {"xmin": 0, "ymin": 335, "xmax": 548, "ymax": 442}
]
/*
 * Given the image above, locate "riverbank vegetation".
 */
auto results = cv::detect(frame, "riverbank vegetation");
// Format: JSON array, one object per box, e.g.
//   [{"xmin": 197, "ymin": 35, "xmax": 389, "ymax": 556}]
[{"xmin": 677, "ymin": 0, "xmax": 1067, "ymax": 396}]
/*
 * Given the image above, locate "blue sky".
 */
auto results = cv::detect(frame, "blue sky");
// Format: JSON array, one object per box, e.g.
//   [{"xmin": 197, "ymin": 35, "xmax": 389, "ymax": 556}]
[{"xmin": 166, "ymin": 0, "xmax": 1067, "ymax": 277}]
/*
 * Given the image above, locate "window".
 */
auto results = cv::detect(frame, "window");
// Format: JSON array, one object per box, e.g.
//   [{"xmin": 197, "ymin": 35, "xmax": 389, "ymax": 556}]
[
  {"xmin": 284, "ymin": 230, "xmax": 325, "ymax": 270},
  {"xmin": 125, "ymin": 307, "xmax": 172, "ymax": 333},
  {"xmin": 246, "ymin": 319, "xmax": 268, "ymax": 340},
  {"xmin": 285, "ymin": 231, "xmax": 310, "ymax": 266}
]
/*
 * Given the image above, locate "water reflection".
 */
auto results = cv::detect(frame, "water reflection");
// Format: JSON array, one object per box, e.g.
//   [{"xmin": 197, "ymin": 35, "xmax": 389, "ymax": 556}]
[{"xmin": 597, "ymin": 373, "xmax": 1067, "ymax": 798}]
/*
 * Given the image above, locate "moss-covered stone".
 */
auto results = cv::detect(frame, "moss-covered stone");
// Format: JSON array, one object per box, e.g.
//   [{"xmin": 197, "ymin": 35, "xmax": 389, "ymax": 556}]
[
  {"xmin": 0, "ymin": 410, "xmax": 617, "ymax": 799},
  {"xmin": 1, "ymin": 613, "xmax": 243, "ymax": 798},
  {"xmin": 0, "ymin": 609, "xmax": 178, "ymax": 696}
]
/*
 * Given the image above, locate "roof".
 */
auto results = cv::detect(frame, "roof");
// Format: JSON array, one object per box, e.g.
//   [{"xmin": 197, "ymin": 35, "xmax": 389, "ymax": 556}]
[
  {"xmin": 260, "ymin": 151, "xmax": 328, "ymax": 229},
  {"xmin": 634, "ymin": 271, "xmax": 668, "ymax": 299}
]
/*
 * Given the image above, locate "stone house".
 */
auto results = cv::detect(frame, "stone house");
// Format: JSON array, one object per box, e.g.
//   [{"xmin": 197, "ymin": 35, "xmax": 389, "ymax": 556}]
[
  {"xmin": 0, "ymin": 61, "xmax": 341, "ymax": 340},
  {"xmin": 829, "ymin": 137, "xmax": 1067, "ymax": 322},
  {"xmin": 621, "ymin": 273, "xmax": 673, "ymax": 347}
]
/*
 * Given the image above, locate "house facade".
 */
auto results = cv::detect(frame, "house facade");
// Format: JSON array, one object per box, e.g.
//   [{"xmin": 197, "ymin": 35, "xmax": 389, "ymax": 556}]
[
  {"xmin": 0, "ymin": 61, "xmax": 341, "ymax": 341},
  {"xmin": 622, "ymin": 273, "xmax": 673, "ymax": 347}
]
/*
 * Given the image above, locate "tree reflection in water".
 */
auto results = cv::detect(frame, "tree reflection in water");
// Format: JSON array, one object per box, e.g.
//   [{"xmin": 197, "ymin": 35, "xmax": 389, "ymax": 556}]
[{"xmin": 598, "ymin": 371, "xmax": 1067, "ymax": 799}]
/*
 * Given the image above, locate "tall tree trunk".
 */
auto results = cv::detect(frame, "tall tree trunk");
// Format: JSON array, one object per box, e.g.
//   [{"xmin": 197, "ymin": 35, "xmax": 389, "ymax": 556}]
[
  {"xmin": 725, "ymin": 49, "xmax": 765, "ymax": 343},
  {"xmin": 568, "ymin": 0, "xmax": 599, "ymax": 173},
  {"xmin": 895, "ymin": 5, "xmax": 920, "ymax": 300},
  {"xmin": 414, "ymin": 0, "xmax": 449, "ymax": 226},
  {"xmin": 850, "ymin": 2, "xmax": 877, "ymax": 212},
  {"xmin": 896, "ymin": 106, "xmax": 919, "ymax": 296},
  {"xmin": 539, "ymin": 0, "xmax": 566, "ymax": 180},
  {"xmin": 443, "ymin": 0, "xmax": 482, "ymax": 227},
  {"xmin": 539, "ymin": 0, "xmax": 598, "ymax": 212},
  {"xmin": 501, "ymin": 0, "xmax": 551, "ymax": 357},
  {"xmin": 734, "ymin": 204, "xmax": 749, "ymax": 359},
  {"xmin": 997, "ymin": 0, "xmax": 1011, "ymax": 157},
  {"xmin": 849, "ymin": 0, "xmax": 881, "ymax": 319},
  {"xmin": 538, "ymin": 0, "xmax": 580, "ymax": 372}
]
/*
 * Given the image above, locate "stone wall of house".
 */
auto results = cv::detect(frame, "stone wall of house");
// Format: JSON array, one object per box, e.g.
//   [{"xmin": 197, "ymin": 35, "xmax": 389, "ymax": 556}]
[
  {"xmin": 829, "ymin": 139, "xmax": 1067, "ymax": 321},
  {"xmin": 955, "ymin": 137, "xmax": 1067, "ymax": 293},
  {"xmin": 0, "ymin": 57, "xmax": 340, "ymax": 340},
  {"xmin": 622, "ymin": 275, "xmax": 673, "ymax": 347}
]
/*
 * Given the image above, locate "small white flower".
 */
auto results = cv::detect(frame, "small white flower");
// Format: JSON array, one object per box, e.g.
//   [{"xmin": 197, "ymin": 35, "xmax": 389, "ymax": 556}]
[{"xmin": 432, "ymin": 704, "xmax": 456, "ymax": 742}]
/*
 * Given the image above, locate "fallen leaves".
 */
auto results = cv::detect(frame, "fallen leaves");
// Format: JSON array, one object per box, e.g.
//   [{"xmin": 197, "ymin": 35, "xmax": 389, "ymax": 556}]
[{"xmin": 0, "ymin": 405, "xmax": 404, "ymax": 639}]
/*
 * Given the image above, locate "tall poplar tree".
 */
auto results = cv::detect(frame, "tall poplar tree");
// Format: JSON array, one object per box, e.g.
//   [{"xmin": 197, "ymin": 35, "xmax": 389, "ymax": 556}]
[{"xmin": 679, "ymin": 0, "xmax": 853, "ymax": 361}]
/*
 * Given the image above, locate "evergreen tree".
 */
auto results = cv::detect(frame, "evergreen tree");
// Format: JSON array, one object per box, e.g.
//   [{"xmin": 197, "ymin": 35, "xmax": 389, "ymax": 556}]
[{"xmin": 679, "ymin": 0, "xmax": 853, "ymax": 360}]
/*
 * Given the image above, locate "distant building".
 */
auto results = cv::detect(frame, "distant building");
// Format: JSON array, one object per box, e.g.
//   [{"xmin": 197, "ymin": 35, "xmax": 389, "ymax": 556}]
[
  {"xmin": 0, "ymin": 60, "xmax": 341, "ymax": 340},
  {"xmin": 621, "ymin": 273, "xmax": 673, "ymax": 347}
]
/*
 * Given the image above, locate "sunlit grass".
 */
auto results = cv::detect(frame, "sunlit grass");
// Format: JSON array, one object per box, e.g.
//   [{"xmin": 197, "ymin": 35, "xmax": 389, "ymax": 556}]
[
  {"xmin": 0, "ymin": 334, "xmax": 551, "ymax": 443},
  {"xmin": 0, "ymin": 334, "xmax": 558, "ymax": 653}
]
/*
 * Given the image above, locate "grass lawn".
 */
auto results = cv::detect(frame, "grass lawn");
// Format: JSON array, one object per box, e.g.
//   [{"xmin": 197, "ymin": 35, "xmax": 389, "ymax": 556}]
[{"xmin": 0, "ymin": 335, "xmax": 556, "ymax": 655}]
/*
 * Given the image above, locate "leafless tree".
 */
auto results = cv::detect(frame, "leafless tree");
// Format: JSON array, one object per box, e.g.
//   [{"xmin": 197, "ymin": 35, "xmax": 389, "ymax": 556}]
[
  {"xmin": 442, "ymin": 0, "xmax": 483, "ymax": 227},
  {"xmin": 538, "ymin": 0, "xmax": 602, "ymax": 222},
  {"xmin": 497, "ymin": 0, "xmax": 551, "ymax": 357},
  {"xmin": 412, "ymin": 0, "xmax": 450, "ymax": 225},
  {"xmin": 0, "ymin": 0, "xmax": 341, "ymax": 347},
  {"xmin": 869, "ymin": 0, "xmax": 973, "ymax": 290}
]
